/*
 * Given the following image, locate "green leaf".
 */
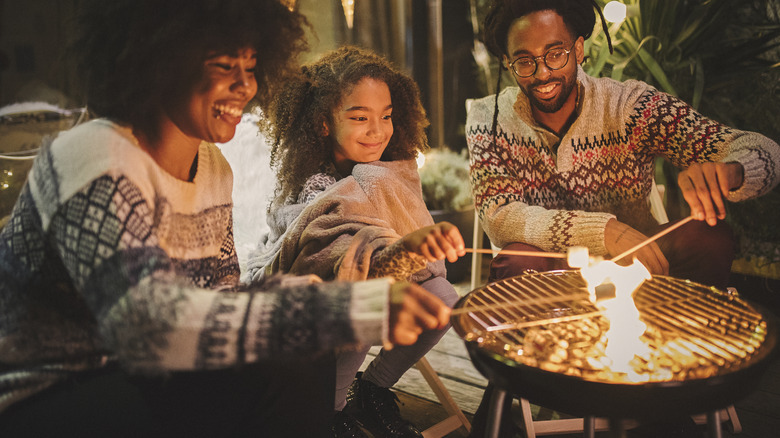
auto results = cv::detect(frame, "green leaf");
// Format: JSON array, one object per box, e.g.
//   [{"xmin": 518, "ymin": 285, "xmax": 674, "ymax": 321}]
[{"xmin": 637, "ymin": 46, "xmax": 677, "ymax": 96}]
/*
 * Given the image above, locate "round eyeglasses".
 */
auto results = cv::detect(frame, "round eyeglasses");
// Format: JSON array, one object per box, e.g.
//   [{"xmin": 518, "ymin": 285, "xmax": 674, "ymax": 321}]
[{"xmin": 508, "ymin": 41, "xmax": 577, "ymax": 78}]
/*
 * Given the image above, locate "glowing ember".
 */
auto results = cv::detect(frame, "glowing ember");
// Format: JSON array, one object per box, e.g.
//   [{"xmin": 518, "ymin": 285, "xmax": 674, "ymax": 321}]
[{"xmin": 579, "ymin": 258, "xmax": 652, "ymax": 381}]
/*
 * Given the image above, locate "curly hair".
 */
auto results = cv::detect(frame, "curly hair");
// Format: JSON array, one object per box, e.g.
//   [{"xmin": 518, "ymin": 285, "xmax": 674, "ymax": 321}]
[
  {"xmin": 264, "ymin": 46, "xmax": 430, "ymax": 208},
  {"xmin": 70, "ymin": 0, "xmax": 308, "ymax": 137},
  {"xmin": 483, "ymin": 0, "xmax": 609, "ymax": 58}
]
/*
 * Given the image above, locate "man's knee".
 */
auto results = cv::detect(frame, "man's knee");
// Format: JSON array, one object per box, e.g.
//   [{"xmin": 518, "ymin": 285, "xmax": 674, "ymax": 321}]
[{"xmin": 690, "ymin": 220, "xmax": 736, "ymax": 258}]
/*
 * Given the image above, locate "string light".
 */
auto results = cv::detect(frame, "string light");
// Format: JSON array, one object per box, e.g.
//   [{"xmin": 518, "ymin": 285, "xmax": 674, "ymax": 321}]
[
  {"xmin": 281, "ymin": 0, "xmax": 297, "ymax": 11},
  {"xmin": 342, "ymin": 0, "xmax": 355, "ymax": 29},
  {"xmin": 603, "ymin": 1, "xmax": 627, "ymax": 23}
]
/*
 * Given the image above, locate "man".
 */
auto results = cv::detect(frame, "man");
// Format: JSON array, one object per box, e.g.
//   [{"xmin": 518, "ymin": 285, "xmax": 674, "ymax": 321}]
[
  {"xmin": 467, "ymin": 0, "xmax": 780, "ymax": 291},
  {"xmin": 466, "ymin": 0, "xmax": 780, "ymax": 436}
]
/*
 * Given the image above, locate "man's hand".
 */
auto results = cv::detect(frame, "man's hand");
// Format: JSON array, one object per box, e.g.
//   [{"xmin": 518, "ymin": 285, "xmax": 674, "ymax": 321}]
[
  {"xmin": 677, "ymin": 162, "xmax": 744, "ymax": 226},
  {"xmin": 400, "ymin": 222, "xmax": 466, "ymax": 263},
  {"xmin": 387, "ymin": 281, "xmax": 450, "ymax": 346},
  {"xmin": 604, "ymin": 218, "xmax": 669, "ymax": 275}
]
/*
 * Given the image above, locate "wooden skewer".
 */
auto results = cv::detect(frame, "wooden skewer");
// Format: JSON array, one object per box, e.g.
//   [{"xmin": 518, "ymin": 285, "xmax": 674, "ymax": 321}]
[
  {"xmin": 463, "ymin": 247, "xmax": 567, "ymax": 258},
  {"xmin": 610, "ymin": 215, "xmax": 695, "ymax": 263}
]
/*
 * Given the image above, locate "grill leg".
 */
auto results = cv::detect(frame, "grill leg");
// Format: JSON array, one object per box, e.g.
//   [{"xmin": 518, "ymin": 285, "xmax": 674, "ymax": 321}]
[
  {"xmin": 584, "ymin": 415, "xmax": 596, "ymax": 438},
  {"xmin": 707, "ymin": 410, "xmax": 723, "ymax": 438},
  {"xmin": 486, "ymin": 388, "xmax": 508, "ymax": 438}
]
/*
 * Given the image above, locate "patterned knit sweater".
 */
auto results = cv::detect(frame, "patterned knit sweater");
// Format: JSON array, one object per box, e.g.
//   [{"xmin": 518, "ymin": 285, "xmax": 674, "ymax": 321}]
[
  {"xmin": 466, "ymin": 66, "xmax": 780, "ymax": 255},
  {"xmin": 0, "ymin": 120, "xmax": 388, "ymax": 413}
]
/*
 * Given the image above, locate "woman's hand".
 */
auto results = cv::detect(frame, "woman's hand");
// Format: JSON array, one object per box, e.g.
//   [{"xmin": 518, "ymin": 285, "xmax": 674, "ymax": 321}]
[
  {"xmin": 387, "ymin": 281, "xmax": 450, "ymax": 346},
  {"xmin": 677, "ymin": 161, "xmax": 744, "ymax": 226},
  {"xmin": 400, "ymin": 222, "xmax": 466, "ymax": 263},
  {"xmin": 604, "ymin": 218, "xmax": 669, "ymax": 275}
]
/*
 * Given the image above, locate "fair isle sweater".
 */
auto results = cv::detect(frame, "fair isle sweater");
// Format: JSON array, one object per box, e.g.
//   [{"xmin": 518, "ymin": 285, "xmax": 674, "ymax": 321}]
[
  {"xmin": 466, "ymin": 66, "xmax": 780, "ymax": 255},
  {"xmin": 0, "ymin": 120, "xmax": 388, "ymax": 413}
]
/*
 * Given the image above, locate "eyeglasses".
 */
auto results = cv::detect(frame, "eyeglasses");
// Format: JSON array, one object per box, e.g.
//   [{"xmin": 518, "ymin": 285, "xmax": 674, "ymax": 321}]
[{"xmin": 508, "ymin": 41, "xmax": 577, "ymax": 78}]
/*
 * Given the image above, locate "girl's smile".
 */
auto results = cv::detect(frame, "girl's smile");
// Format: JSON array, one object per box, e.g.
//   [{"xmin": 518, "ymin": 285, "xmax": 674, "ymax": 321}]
[{"xmin": 329, "ymin": 77, "xmax": 393, "ymax": 174}]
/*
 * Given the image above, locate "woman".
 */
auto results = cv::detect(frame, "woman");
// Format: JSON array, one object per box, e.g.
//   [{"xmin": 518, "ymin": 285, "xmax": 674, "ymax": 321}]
[
  {"xmin": 0, "ymin": 2, "xmax": 449, "ymax": 437},
  {"xmin": 246, "ymin": 46, "xmax": 464, "ymax": 437}
]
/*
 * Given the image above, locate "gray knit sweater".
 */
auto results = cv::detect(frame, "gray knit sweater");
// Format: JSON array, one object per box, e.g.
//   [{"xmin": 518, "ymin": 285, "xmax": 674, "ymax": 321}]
[{"xmin": 467, "ymin": 66, "xmax": 780, "ymax": 254}]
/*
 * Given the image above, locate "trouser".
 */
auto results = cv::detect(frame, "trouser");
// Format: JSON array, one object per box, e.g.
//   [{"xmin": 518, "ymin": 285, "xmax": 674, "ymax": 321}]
[
  {"xmin": 0, "ymin": 354, "xmax": 335, "ymax": 438},
  {"xmin": 333, "ymin": 275, "xmax": 459, "ymax": 411},
  {"xmin": 489, "ymin": 219, "xmax": 736, "ymax": 290}
]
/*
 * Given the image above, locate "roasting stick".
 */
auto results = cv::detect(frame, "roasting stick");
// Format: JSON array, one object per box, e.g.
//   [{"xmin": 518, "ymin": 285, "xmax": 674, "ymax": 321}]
[
  {"xmin": 610, "ymin": 215, "xmax": 695, "ymax": 263},
  {"xmin": 463, "ymin": 247, "xmax": 567, "ymax": 258}
]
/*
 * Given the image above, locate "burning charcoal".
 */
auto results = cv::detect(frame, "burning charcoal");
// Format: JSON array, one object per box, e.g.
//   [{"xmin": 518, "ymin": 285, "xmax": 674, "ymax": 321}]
[
  {"xmin": 586, "ymin": 356, "xmax": 606, "ymax": 370},
  {"xmin": 539, "ymin": 361, "xmax": 567, "ymax": 373},
  {"xmin": 549, "ymin": 346, "xmax": 568, "ymax": 363},
  {"xmin": 456, "ymin": 270, "xmax": 770, "ymax": 384}
]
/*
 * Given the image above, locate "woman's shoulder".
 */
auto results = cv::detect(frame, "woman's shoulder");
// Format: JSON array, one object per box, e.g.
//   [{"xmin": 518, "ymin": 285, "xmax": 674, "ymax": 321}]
[
  {"xmin": 49, "ymin": 119, "xmax": 145, "ymax": 172},
  {"xmin": 42, "ymin": 119, "xmax": 212, "ymax": 208},
  {"xmin": 53, "ymin": 119, "xmax": 137, "ymax": 150},
  {"xmin": 44, "ymin": 119, "xmax": 147, "ymax": 188}
]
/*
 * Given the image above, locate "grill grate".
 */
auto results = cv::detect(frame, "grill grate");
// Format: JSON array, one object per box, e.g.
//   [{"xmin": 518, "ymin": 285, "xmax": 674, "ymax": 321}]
[{"xmin": 455, "ymin": 271, "xmax": 769, "ymax": 383}]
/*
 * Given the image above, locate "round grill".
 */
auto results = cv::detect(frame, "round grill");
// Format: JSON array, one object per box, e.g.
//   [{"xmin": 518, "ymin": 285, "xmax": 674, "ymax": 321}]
[{"xmin": 452, "ymin": 270, "xmax": 778, "ymax": 419}]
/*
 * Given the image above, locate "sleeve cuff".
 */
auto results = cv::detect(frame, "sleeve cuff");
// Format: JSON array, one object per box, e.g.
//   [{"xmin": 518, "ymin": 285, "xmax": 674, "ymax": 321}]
[{"xmin": 348, "ymin": 278, "xmax": 392, "ymax": 347}]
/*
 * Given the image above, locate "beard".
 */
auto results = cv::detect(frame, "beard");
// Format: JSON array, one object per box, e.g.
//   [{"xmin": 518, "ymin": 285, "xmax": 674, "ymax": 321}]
[{"xmin": 521, "ymin": 69, "xmax": 578, "ymax": 114}]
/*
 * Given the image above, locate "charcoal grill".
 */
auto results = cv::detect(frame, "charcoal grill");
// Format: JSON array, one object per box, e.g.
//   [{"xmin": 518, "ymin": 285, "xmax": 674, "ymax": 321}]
[{"xmin": 452, "ymin": 270, "xmax": 778, "ymax": 438}]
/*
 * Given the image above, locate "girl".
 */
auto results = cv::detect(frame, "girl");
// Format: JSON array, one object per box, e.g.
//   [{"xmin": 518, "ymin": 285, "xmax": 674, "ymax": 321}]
[{"xmin": 246, "ymin": 46, "xmax": 465, "ymax": 438}]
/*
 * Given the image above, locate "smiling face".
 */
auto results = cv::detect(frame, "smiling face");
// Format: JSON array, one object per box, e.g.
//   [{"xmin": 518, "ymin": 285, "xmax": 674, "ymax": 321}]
[
  {"xmin": 329, "ymin": 77, "xmax": 394, "ymax": 174},
  {"xmin": 166, "ymin": 47, "xmax": 258, "ymax": 145},
  {"xmin": 504, "ymin": 10, "xmax": 584, "ymax": 116}
]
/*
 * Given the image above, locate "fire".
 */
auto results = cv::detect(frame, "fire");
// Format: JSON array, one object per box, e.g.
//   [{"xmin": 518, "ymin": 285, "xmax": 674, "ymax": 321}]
[{"xmin": 572, "ymin": 249, "xmax": 652, "ymax": 381}]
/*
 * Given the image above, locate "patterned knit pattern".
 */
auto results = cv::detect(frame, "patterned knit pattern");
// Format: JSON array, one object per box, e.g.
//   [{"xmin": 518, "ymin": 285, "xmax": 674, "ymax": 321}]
[
  {"xmin": 467, "ymin": 67, "xmax": 780, "ymax": 255},
  {"xmin": 0, "ymin": 120, "xmax": 367, "ymax": 413}
]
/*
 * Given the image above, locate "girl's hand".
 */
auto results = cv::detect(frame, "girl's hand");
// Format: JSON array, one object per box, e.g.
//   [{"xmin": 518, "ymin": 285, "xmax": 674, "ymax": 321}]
[
  {"xmin": 400, "ymin": 222, "xmax": 466, "ymax": 263},
  {"xmin": 387, "ymin": 281, "xmax": 450, "ymax": 346}
]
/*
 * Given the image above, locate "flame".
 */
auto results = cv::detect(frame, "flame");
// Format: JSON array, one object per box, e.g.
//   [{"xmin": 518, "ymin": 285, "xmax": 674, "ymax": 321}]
[{"xmin": 579, "ymin": 257, "xmax": 652, "ymax": 381}]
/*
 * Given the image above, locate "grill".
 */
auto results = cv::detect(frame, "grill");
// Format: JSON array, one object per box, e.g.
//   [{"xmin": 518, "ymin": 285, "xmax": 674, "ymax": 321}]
[{"xmin": 452, "ymin": 270, "xmax": 778, "ymax": 436}]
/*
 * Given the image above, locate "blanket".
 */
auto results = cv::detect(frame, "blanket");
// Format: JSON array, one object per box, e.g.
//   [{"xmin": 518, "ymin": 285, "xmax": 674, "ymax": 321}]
[{"xmin": 244, "ymin": 160, "xmax": 445, "ymax": 284}]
